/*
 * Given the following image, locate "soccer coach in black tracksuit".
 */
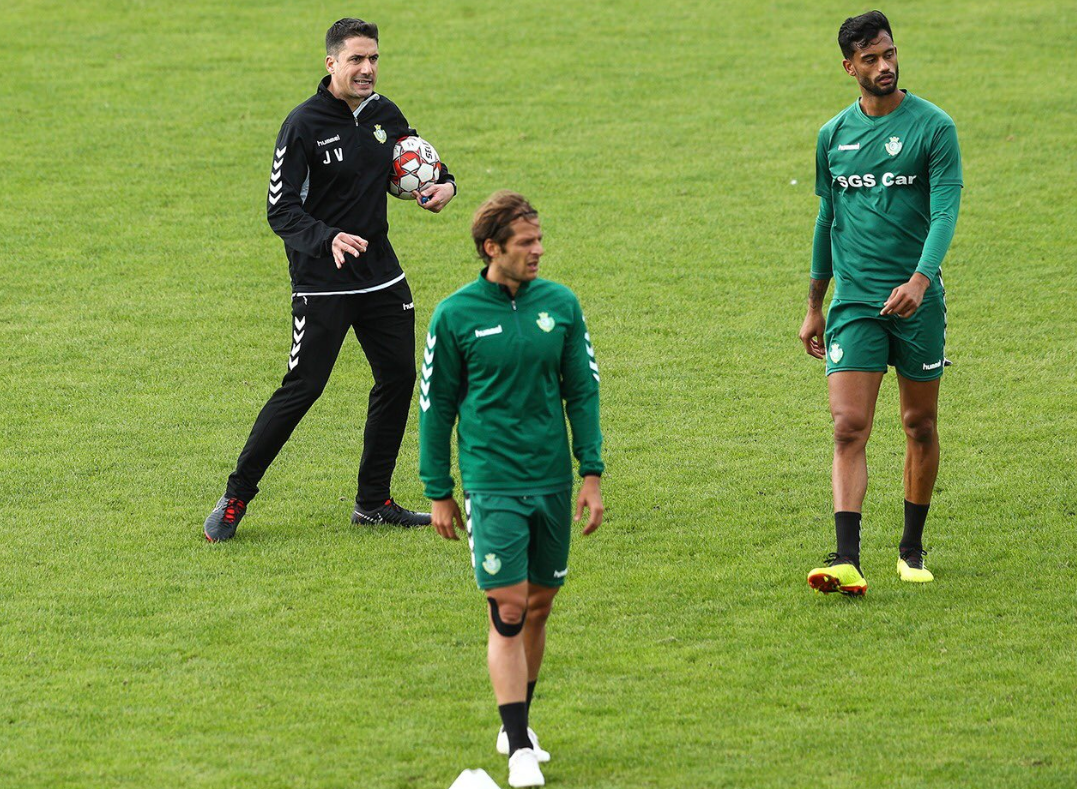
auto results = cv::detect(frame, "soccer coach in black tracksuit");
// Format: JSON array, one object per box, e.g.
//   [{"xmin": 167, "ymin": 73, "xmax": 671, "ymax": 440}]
[{"xmin": 204, "ymin": 18, "xmax": 456, "ymax": 541}]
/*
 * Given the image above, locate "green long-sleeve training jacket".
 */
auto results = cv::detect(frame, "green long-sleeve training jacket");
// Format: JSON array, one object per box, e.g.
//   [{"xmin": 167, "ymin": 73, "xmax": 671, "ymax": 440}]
[{"xmin": 418, "ymin": 271, "xmax": 604, "ymax": 501}]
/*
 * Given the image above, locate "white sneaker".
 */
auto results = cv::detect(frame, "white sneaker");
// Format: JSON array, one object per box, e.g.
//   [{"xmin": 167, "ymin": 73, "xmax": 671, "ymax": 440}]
[
  {"xmin": 507, "ymin": 748, "xmax": 545, "ymax": 788},
  {"xmin": 496, "ymin": 726, "xmax": 550, "ymax": 762}
]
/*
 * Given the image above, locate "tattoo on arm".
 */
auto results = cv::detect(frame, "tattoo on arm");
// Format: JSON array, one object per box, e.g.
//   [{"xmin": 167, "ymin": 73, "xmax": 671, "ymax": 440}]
[{"xmin": 807, "ymin": 278, "xmax": 830, "ymax": 310}]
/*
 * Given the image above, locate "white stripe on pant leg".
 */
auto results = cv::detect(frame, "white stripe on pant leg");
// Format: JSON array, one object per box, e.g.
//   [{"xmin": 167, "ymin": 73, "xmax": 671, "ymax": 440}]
[
  {"xmin": 465, "ymin": 496, "xmax": 475, "ymax": 568},
  {"xmin": 288, "ymin": 316, "xmax": 304, "ymax": 371}
]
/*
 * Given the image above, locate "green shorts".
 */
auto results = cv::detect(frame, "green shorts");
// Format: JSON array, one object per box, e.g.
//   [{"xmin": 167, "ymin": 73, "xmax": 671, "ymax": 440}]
[
  {"xmin": 825, "ymin": 299, "xmax": 948, "ymax": 381},
  {"xmin": 464, "ymin": 490, "xmax": 572, "ymax": 590}
]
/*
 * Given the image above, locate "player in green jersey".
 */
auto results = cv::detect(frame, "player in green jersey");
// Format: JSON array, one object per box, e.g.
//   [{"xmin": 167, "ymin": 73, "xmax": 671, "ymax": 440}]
[
  {"xmin": 419, "ymin": 191, "xmax": 604, "ymax": 788},
  {"xmin": 798, "ymin": 11, "xmax": 962, "ymax": 595}
]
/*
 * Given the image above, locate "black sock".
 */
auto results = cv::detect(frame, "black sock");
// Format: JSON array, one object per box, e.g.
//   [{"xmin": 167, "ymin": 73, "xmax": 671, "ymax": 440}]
[
  {"xmin": 498, "ymin": 701, "xmax": 529, "ymax": 754},
  {"xmin": 835, "ymin": 511, "xmax": 862, "ymax": 566},
  {"xmin": 901, "ymin": 500, "xmax": 930, "ymax": 554},
  {"xmin": 526, "ymin": 680, "xmax": 536, "ymax": 713},
  {"xmin": 357, "ymin": 498, "xmax": 386, "ymax": 511}
]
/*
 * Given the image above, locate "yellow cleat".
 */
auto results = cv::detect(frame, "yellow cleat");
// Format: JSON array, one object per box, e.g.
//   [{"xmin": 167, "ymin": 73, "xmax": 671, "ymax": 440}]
[
  {"xmin": 897, "ymin": 549, "xmax": 934, "ymax": 583},
  {"xmin": 808, "ymin": 554, "xmax": 867, "ymax": 596}
]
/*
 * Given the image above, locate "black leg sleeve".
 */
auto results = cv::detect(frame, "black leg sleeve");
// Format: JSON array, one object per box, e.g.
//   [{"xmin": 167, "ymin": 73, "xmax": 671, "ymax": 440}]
[
  {"xmin": 351, "ymin": 281, "xmax": 417, "ymax": 507},
  {"xmin": 227, "ymin": 296, "xmax": 350, "ymax": 501}
]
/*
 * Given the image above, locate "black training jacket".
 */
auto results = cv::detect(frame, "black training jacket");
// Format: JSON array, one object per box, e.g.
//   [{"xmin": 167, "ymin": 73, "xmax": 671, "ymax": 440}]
[{"xmin": 266, "ymin": 76, "xmax": 454, "ymax": 294}]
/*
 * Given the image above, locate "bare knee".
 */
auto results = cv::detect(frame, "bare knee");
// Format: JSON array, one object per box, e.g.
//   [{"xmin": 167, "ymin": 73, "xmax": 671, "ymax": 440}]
[
  {"xmin": 493, "ymin": 600, "xmax": 526, "ymax": 624},
  {"xmin": 833, "ymin": 413, "xmax": 871, "ymax": 449},
  {"xmin": 903, "ymin": 410, "xmax": 938, "ymax": 445},
  {"xmin": 527, "ymin": 596, "xmax": 553, "ymax": 625},
  {"xmin": 488, "ymin": 593, "xmax": 527, "ymax": 637}
]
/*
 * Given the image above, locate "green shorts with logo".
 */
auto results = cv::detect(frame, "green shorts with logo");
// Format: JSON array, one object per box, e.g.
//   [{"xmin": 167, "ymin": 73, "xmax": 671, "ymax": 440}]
[
  {"xmin": 824, "ymin": 298, "xmax": 948, "ymax": 381},
  {"xmin": 464, "ymin": 489, "xmax": 572, "ymax": 590}
]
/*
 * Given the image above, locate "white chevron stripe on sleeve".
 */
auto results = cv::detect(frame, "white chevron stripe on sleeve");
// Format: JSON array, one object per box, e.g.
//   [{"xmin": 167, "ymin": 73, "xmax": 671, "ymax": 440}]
[
  {"xmin": 426, "ymin": 333, "xmax": 437, "ymax": 349},
  {"xmin": 422, "ymin": 364, "xmax": 433, "ymax": 380},
  {"xmin": 269, "ymin": 181, "xmax": 282, "ymax": 195},
  {"xmin": 275, "ymin": 146, "xmax": 287, "ymax": 158},
  {"xmin": 589, "ymin": 361, "xmax": 599, "ymax": 372},
  {"xmin": 423, "ymin": 348, "xmax": 435, "ymax": 365},
  {"xmin": 586, "ymin": 344, "xmax": 595, "ymax": 358},
  {"xmin": 420, "ymin": 379, "xmax": 431, "ymax": 396},
  {"xmin": 419, "ymin": 396, "xmax": 431, "ymax": 412},
  {"xmin": 294, "ymin": 317, "xmax": 306, "ymax": 330},
  {"xmin": 269, "ymin": 195, "xmax": 281, "ymax": 205}
]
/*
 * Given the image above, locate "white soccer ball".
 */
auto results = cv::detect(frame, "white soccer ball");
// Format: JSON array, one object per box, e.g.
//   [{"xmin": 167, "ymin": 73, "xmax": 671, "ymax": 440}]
[{"xmin": 388, "ymin": 136, "xmax": 441, "ymax": 199}]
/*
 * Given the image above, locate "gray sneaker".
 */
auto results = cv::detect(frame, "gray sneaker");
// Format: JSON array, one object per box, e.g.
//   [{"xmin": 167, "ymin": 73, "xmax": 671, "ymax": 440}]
[
  {"xmin": 351, "ymin": 498, "xmax": 431, "ymax": 527},
  {"xmin": 204, "ymin": 495, "xmax": 247, "ymax": 542}
]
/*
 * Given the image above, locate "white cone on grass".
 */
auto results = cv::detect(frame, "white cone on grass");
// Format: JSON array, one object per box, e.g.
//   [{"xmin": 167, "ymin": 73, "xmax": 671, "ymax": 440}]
[{"xmin": 449, "ymin": 768, "xmax": 502, "ymax": 789}]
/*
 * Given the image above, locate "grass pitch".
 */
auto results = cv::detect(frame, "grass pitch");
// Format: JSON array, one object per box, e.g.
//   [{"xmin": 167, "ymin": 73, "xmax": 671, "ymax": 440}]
[{"xmin": 2, "ymin": 0, "xmax": 1075, "ymax": 787}]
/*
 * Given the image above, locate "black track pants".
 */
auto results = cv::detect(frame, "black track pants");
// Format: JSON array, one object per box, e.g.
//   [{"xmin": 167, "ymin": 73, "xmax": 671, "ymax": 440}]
[{"xmin": 226, "ymin": 279, "xmax": 417, "ymax": 506}]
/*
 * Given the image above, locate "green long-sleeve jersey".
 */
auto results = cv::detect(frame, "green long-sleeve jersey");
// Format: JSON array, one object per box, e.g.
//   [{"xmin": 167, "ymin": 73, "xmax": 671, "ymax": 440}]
[
  {"xmin": 811, "ymin": 91, "xmax": 963, "ymax": 305},
  {"xmin": 418, "ymin": 271, "xmax": 604, "ymax": 500}
]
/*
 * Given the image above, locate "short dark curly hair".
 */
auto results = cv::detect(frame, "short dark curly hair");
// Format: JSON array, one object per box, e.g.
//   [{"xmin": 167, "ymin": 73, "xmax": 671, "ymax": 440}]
[
  {"xmin": 326, "ymin": 18, "xmax": 379, "ymax": 55},
  {"xmin": 838, "ymin": 11, "xmax": 893, "ymax": 58}
]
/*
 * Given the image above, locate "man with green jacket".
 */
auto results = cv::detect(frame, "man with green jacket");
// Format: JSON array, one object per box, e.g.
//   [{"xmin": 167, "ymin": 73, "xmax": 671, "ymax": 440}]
[{"xmin": 419, "ymin": 190, "xmax": 604, "ymax": 788}]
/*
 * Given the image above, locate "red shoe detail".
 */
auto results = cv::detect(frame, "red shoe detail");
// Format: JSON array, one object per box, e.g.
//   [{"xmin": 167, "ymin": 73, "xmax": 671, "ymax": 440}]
[
  {"xmin": 222, "ymin": 499, "xmax": 246, "ymax": 524},
  {"xmin": 808, "ymin": 571, "xmax": 841, "ymax": 593},
  {"xmin": 808, "ymin": 571, "xmax": 866, "ymax": 596}
]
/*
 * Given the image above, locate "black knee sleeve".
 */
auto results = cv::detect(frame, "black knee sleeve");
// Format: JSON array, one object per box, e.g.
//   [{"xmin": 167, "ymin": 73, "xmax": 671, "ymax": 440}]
[{"xmin": 487, "ymin": 597, "xmax": 526, "ymax": 637}]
